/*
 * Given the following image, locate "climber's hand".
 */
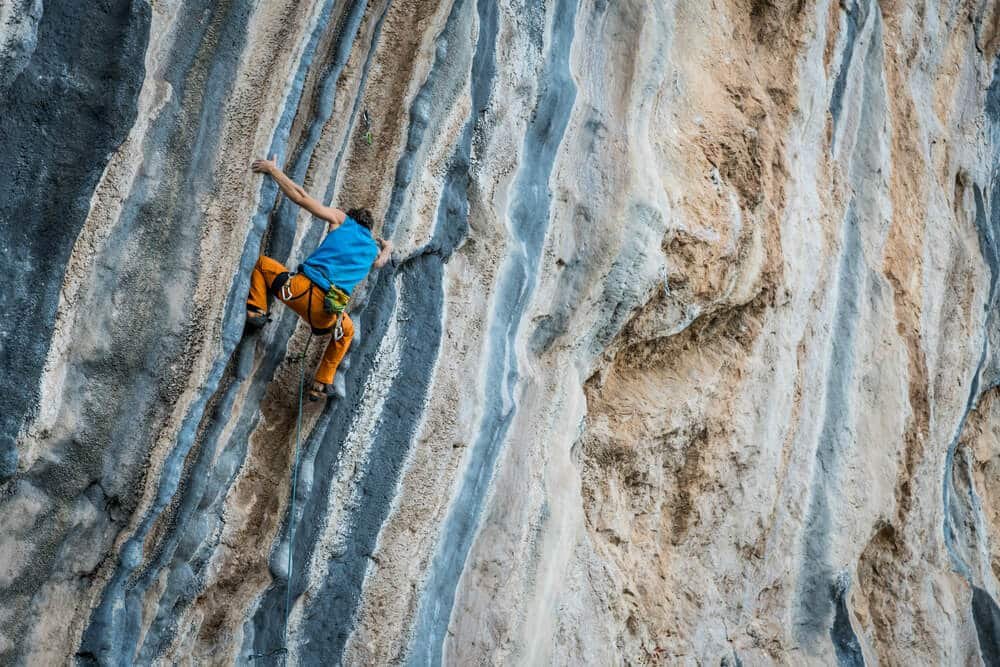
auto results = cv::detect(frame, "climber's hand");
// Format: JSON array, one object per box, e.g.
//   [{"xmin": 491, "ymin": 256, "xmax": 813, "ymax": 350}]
[
  {"xmin": 251, "ymin": 155, "xmax": 278, "ymax": 175},
  {"xmin": 374, "ymin": 238, "xmax": 393, "ymax": 269}
]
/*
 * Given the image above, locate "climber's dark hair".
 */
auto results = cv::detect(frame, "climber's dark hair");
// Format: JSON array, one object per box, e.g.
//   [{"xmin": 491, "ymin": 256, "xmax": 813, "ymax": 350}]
[{"xmin": 346, "ymin": 207, "xmax": 375, "ymax": 230}]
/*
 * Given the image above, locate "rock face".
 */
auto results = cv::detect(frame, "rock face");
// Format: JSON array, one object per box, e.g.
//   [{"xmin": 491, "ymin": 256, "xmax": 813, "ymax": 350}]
[{"xmin": 3, "ymin": 0, "xmax": 1000, "ymax": 664}]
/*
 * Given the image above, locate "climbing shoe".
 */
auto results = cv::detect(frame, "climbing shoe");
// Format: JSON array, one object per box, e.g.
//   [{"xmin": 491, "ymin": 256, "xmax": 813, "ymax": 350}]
[
  {"xmin": 245, "ymin": 309, "xmax": 269, "ymax": 333},
  {"xmin": 308, "ymin": 381, "xmax": 327, "ymax": 402}
]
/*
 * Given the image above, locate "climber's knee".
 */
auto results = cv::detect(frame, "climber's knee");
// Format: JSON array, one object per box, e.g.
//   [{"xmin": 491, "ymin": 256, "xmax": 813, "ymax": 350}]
[
  {"xmin": 254, "ymin": 256, "xmax": 290, "ymax": 287},
  {"xmin": 247, "ymin": 257, "xmax": 281, "ymax": 315},
  {"xmin": 255, "ymin": 255, "xmax": 285, "ymax": 273}
]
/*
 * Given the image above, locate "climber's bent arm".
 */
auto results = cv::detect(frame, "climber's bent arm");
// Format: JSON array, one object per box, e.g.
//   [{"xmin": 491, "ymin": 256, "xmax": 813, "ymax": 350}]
[
  {"xmin": 373, "ymin": 238, "xmax": 393, "ymax": 269},
  {"xmin": 251, "ymin": 156, "xmax": 347, "ymax": 227}
]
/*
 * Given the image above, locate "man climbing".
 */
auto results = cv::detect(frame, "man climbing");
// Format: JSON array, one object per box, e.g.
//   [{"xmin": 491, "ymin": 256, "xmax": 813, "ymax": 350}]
[{"xmin": 246, "ymin": 155, "xmax": 392, "ymax": 401}]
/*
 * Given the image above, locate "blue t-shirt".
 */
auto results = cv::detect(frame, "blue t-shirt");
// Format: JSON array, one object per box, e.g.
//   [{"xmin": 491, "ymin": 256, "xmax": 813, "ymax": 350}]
[{"xmin": 300, "ymin": 217, "xmax": 378, "ymax": 295}]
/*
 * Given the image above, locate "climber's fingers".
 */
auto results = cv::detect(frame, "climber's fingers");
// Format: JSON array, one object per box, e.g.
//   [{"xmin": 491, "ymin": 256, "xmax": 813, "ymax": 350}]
[
  {"xmin": 251, "ymin": 155, "xmax": 277, "ymax": 174},
  {"xmin": 373, "ymin": 238, "xmax": 393, "ymax": 269}
]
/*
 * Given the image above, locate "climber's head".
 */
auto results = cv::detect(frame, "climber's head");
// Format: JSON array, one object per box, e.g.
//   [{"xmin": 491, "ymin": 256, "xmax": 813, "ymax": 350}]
[{"xmin": 346, "ymin": 207, "xmax": 375, "ymax": 231}]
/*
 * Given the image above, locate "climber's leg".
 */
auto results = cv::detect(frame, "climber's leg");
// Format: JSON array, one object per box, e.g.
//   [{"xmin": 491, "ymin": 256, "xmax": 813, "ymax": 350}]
[
  {"xmin": 310, "ymin": 314, "xmax": 354, "ymax": 400},
  {"xmin": 276, "ymin": 274, "xmax": 338, "ymax": 334},
  {"xmin": 247, "ymin": 255, "xmax": 289, "ymax": 324}
]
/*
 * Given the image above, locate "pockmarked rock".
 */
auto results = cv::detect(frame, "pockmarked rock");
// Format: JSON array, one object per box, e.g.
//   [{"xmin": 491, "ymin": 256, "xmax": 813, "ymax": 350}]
[{"xmin": 2, "ymin": 0, "xmax": 1000, "ymax": 664}]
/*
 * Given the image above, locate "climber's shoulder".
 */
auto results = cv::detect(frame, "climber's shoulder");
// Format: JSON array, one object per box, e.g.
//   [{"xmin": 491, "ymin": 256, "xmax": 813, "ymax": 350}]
[{"xmin": 315, "ymin": 204, "xmax": 346, "ymax": 227}]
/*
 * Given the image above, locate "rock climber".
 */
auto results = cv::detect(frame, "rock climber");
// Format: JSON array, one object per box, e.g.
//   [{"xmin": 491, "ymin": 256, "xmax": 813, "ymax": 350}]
[{"xmin": 246, "ymin": 155, "xmax": 392, "ymax": 401}]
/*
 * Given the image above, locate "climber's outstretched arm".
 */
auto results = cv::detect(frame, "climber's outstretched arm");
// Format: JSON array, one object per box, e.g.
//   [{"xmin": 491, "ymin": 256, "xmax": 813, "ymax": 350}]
[
  {"xmin": 373, "ymin": 238, "xmax": 393, "ymax": 269},
  {"xmin": 251, "ymin": 155, "xmax": 347, "ymax": 227}
]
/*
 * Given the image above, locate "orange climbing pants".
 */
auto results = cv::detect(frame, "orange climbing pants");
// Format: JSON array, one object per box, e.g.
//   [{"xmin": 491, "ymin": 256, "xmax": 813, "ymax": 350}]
[{"xmin": 247, "ymin": 255, "xmax": 354, "ymax": 386}]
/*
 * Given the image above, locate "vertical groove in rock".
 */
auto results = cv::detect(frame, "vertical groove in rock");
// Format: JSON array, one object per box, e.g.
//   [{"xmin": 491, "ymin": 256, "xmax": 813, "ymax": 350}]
[
  {"xmin": 794, "ymin": 207, "xmax": 864, "ymax": 645},
  {"xmin": 942, "ymin": 55, "xmax": 1000, "ymax": 664},
  {"xmin": 75, "ymin": 1, "xmax": 262, "ymax": 661},
  {"xmin": 0, "ymin": 0, "xmax": 150, "ymax": 471},
  {"xmin": 407, "ymin": 0, "xmax": 576, "ymax": 661}
]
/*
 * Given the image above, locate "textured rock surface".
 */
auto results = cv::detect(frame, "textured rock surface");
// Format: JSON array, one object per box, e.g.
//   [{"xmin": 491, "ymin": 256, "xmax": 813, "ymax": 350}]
[{"xmin": 3, "ymin": 0, "xmax": 1000, "ymax": 664}]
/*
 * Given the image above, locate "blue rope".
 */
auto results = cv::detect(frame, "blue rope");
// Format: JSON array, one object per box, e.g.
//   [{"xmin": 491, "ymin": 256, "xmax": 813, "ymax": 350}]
[{"xmin": 250, "ymin": 333, "xmax": 312, "ymax": 662}]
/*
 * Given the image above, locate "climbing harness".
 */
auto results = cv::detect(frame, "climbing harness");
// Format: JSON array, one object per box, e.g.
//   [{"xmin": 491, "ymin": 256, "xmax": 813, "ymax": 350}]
[
  {"xmin": 272, "ymin": 271, "xmax": 343, "ymax": 340},
  {"xmin": 248, "ymin": 333, "xmax": 313, "ymax": 662}
]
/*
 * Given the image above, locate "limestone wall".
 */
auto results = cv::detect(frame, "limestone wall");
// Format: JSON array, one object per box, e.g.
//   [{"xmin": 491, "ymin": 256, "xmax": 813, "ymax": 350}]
[{"xmin": 2, "ymin": 1, "xmax": 1000, "ymax": 664}]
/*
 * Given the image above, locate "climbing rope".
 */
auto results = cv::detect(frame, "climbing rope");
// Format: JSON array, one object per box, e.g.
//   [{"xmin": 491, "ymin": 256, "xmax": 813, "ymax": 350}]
[{"xmin": 249, "ymin": 333, "xmax": 313, "ymax": 662}]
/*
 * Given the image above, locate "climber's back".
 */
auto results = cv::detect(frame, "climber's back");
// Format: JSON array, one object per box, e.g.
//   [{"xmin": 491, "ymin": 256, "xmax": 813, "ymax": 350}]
[{"xmin": 300, "ymin": 210, "xmax": 379, "ymax": 296}]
